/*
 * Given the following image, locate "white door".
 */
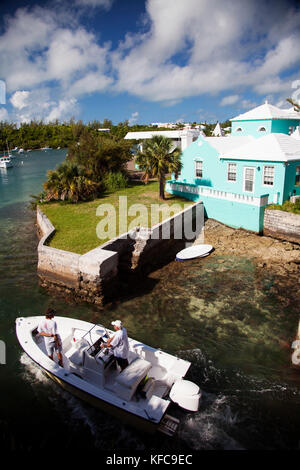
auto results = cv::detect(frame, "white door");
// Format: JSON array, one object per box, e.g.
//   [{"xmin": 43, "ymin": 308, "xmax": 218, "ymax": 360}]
[{"xmin": 243, "ymin": 167, "xmax": 255, "ymax": 193}]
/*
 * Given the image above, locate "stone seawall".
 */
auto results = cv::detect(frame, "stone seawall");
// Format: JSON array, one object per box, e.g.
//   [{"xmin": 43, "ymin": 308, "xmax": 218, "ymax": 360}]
[
  {"xmin": 37, "ymin": 207, "xmax": 119, "ymax": 304},
  {"xmin": 264, "ymin": 209, "xmax": 300, "ymax": 243},
  {"xmin": 37, "ymin": 202, "xmax": 203, "ymax": 305}
]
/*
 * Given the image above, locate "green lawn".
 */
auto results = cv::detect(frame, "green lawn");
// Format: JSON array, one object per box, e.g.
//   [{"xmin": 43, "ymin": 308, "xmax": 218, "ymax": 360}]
[{"xmin": 40, "ymin": 181, "xmax": 193, "ymax": 254}]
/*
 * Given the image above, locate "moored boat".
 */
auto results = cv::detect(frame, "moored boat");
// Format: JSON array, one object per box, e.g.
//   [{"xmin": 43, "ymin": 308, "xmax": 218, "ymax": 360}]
[
  {"xmin": 16, "ymin": 316, "xmax": 201, "ymax": 435},
  {"xmin": 0, "ymin": 156, "xmax": 13, "ymax": 168},
  {"xmin": 6, "ymin": 141, "xmax": 15, "ymax": 158}
]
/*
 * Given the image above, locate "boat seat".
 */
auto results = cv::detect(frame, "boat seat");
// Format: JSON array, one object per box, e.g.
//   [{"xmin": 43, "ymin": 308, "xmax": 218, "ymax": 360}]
[
  {"xmin": 114, "ymin": 357, "xmax": 152, "ymax": 401},
  {"xmin": 66, "ymin": 339, "xmax": 90, "ymax": 366}
]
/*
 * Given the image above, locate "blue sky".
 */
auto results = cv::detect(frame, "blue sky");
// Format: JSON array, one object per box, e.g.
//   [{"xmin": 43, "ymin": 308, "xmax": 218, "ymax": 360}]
[{"xmin": 0, "ymin": 0, "xmax": 300, "ymax": 125}]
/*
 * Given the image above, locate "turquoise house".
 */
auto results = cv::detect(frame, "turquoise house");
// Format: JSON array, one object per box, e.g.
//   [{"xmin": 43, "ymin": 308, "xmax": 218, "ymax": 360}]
[{"xmin": 166, "ymin": 103, "xmax": 300, "ymax": 232}]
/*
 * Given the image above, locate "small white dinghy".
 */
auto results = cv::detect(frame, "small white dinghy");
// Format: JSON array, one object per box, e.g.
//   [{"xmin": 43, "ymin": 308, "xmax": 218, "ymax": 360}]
[
  {"xmin": 176, "ymin": 244, "xmax": 213, "ymax": 261},
  {"xmin": 16, "ymin": 316, "xmax": 201, "ymax": 436}
]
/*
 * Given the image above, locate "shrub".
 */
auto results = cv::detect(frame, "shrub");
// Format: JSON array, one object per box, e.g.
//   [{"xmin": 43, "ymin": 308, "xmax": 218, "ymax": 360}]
[
  {"xmin": 104, "ymin": 171, "xmax": 129, "ymax": 192},
  {"xmin": 268, "ymin": 199, "xmax": 300, "ymax": 214}
]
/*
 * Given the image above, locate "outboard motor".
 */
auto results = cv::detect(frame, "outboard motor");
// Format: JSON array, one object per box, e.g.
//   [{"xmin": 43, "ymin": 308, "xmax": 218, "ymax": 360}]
[{"xmin": 169, "ymin": 379, "xmax": 201, "ymax": 412}]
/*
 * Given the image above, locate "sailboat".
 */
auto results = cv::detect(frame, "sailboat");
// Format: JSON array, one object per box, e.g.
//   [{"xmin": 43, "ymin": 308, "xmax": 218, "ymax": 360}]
[{"xmin": 6, "ymin": 141, "xmax": 15, "ymax": 158}]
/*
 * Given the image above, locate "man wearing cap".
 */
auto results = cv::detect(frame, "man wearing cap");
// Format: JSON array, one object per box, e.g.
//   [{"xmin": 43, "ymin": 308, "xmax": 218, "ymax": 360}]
[
  {"xmin": 101, "ymin": 320, "xmax": 129, "ymax": 371},
  {"xmin": 37, "ymin": 308, "xmax": 63, "ymax": 368}
]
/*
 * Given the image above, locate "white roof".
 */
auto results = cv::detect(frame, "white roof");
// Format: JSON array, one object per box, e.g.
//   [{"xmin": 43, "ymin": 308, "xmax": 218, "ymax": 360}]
[
  {"xmin": 124, "ymin": 129, "xmax": 199, "ymax": 140},
  {"xmin": 212, "ymin": 122, "xmax": 224, "ymax": 137},
  {"xmin": 219, "ymin": 133, "xmax": 300, "ymax": 162},
  {"xmin": 205, "ymin": 136, "xmax": 254, "ymax": 153},
  {"xmin": 231, "ymin": 102, "xmax": 300, "ymax": 121}
]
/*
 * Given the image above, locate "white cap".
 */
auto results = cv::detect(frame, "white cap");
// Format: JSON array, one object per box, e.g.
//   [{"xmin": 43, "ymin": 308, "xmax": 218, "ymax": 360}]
[{"xmin": 111, "ymin": 320, "xmax": 122, "ymax": 329}]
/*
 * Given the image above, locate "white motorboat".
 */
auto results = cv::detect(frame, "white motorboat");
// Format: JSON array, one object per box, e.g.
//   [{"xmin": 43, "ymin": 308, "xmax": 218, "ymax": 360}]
[
  {"xmin": 18, "ymin": 148, "xmax": 24, "ymax": 153},
  {"xmin": 41, "ymin": 146, "xmax": 52, "ymax": 151},
  {"xmin": 11, "ymin": 146, "xmax": 18, "ymax": 152},
  {"xmin": 176, "ymin": 244, "xmax": 213, "ymax": 261},
  {"xmin": 0, "ymin": 156, "xmax": 13, "ymax": 168},
  {"xmin": 16, "ymin": 316, "xmax": 201, "ymax": 435}
]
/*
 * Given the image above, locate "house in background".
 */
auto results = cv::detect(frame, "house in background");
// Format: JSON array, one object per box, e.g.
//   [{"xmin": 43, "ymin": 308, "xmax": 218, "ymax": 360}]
[
  {"xmin": 231, "ymin": 101, "xmax": 300, "ymax": 138},
  {"xmin": 166, "ymin": 103, "xmax": 300, "ymax": 232},
  {"xmin": 124, "ymin": 128, "xmax": 201, "ymax": 153}
]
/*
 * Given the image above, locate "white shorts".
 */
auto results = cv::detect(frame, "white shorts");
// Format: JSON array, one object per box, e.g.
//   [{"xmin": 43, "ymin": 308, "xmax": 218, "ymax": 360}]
[{"xmin": 45, "ymin": 340, "xmax": 62, "ymax": 356}]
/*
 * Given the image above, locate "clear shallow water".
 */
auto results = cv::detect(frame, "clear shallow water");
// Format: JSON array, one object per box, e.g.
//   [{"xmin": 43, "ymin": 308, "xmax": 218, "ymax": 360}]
[{"xmin": 0, "ymin": 150, "xmax": 299, "ymax": 451}]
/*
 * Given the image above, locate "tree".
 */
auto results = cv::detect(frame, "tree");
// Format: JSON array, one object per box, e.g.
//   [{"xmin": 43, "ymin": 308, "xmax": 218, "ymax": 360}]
[
  {"xmin": 136, "ymin": 135, "xmax": 182, "ymax": 200},
  {"xmin": 67, "ymin": 131, "xmax": 132, "ymax": 182},
  {"xmin": 43, "ymin": 162, "xmax": 100, "ymax": 202},
  {"xmin": 286, "ymin": 97, "xmax": 300, "ymax": 112}
]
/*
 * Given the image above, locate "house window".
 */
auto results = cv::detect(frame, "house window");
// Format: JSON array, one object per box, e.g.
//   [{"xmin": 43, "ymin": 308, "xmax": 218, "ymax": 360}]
[
  {"xmin": 258, "ymin": 127, "xmax": 266, "ymax": 132},
  {"xmin": 243, "ymin": 167, "xmax": 255, "ymax": 192},
  {"xmin": 195, "ymin": 161, "xmax": 203, "ymax": 178},
  {"xmin": 236, "ymin": 127, "xmax": 243, "ymax": 132},
  {"xmin": 296, "ymin": 166, "xmax": 300, "ymax": 185},
  {"xmin": 227, "ymin": 163, "xmax": 237, "ymax": 182},
  {"xmin": 263, "ymin": 166, "xmax": 274, "ymax": 186}
]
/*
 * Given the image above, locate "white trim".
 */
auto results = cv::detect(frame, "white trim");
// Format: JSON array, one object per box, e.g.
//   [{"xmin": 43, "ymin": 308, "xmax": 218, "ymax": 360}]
[
  {"xmin": 165, "ymin": 182, "xmax": 268, "ymax": 207},
  {"xmin": 194, "ymin": 160, "xmax": 203, "ymax": 178},
  {"xmin": 243, "ymin": 166, "xmax": 255, "ymax": 193},
  {"xmin": 227, "ymin": 162, "xmax": 237, "ymax": 183},
  {"xmin": 262, "ymin": 165, "xmax": 275, "ymax": 187}
]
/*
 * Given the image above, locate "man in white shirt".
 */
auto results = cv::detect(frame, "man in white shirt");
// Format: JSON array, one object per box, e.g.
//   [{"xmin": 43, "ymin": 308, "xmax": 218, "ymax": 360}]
[
  {"xmin": 37, "ymin": 309, "xmax": 63, "ymax": 367},
  {"xmin": 101, "ymin": 320, "xmax": 129, "ymax": 370}
]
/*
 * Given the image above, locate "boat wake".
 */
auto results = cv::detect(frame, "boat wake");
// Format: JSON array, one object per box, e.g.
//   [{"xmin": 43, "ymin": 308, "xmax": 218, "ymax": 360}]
[
  {"xmin": 19, "ymin": 353, "xmax": 145, "ymax": 450},
  {"xmin": 19, "ymin": 347, "xmax": 300, "ymax": 451}
]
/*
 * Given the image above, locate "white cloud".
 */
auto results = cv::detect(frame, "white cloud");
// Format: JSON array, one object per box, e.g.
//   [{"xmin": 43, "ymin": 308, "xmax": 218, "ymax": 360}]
[
  {"xmin": 0, "ymin": 5, "xmax": 112, "ymax": 106},
  {"xmin": 8, "ymin": 88, "xmax": 77, "ymax": 124},
  {"xmin": 241, "ymin": 99, "xmax": 258, "ymax": 109},
  {"xmin": 128, "ymin": 111, "xmax": 139, "ymax": 125},
  {"xmin": 112, "ymin": 0, "xmax": 300, "ymax": 102},
  {"xmin": 10, "ymin": 91, "xmax": 30, "ymax": 110},
  {"xmin": 45, "ymin": 98, "xmax": 78, "ymax": 123},
  {"xmin": 0, "ymin": 108, "xmax": 9, "ymax": 121},
  {"xmin": 220, "ymin": 95, "xmax": 239, "ymax": 106},
  {"xmin": 1, "ymin": 0, "xmax": 300, "ymax": 123}
]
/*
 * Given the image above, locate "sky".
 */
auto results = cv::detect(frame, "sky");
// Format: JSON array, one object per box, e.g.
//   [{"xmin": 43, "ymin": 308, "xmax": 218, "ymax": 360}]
[{"xmin": 0, "ymin": 0, "xmax": 300, "ymax": 125}]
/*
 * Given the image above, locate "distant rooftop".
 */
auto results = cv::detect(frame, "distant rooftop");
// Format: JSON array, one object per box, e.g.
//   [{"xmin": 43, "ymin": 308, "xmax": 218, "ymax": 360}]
[
  {"xmin": 231, "ymin": 102, "xmax": 300, "ymax": 121},
  {"xmin": 124, "ymin": 129, "xmax": 200, "ymax": 140}
]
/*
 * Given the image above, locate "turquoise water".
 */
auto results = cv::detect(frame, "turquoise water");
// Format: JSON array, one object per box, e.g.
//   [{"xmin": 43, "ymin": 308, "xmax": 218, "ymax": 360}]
[{"xmin": 0, "ymin": 151, "xmax": 300, "ymax": 451}]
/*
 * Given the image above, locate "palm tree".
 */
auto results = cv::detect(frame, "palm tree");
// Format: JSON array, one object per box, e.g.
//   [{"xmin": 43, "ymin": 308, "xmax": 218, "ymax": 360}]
[
  {"xmin": 136, "ymin": 135, "xmax": 182, "ymax": 200},
  {"xmin": 286, "ymin": 97, "xmax": 300, "ymax": 112},
  {"xmin": 43, "ymin": 162, "xmax": 99, "ymax": 202}
]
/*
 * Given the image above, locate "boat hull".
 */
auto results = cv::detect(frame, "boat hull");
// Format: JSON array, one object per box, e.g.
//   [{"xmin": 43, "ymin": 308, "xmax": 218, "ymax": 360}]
[
  {"xmin": 16, "ymin": 316, "xmax": 190, "ymax": 435},
  {"xmin": 43, "ymin": 367, "xmax": 158, "ymax": 434}
]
